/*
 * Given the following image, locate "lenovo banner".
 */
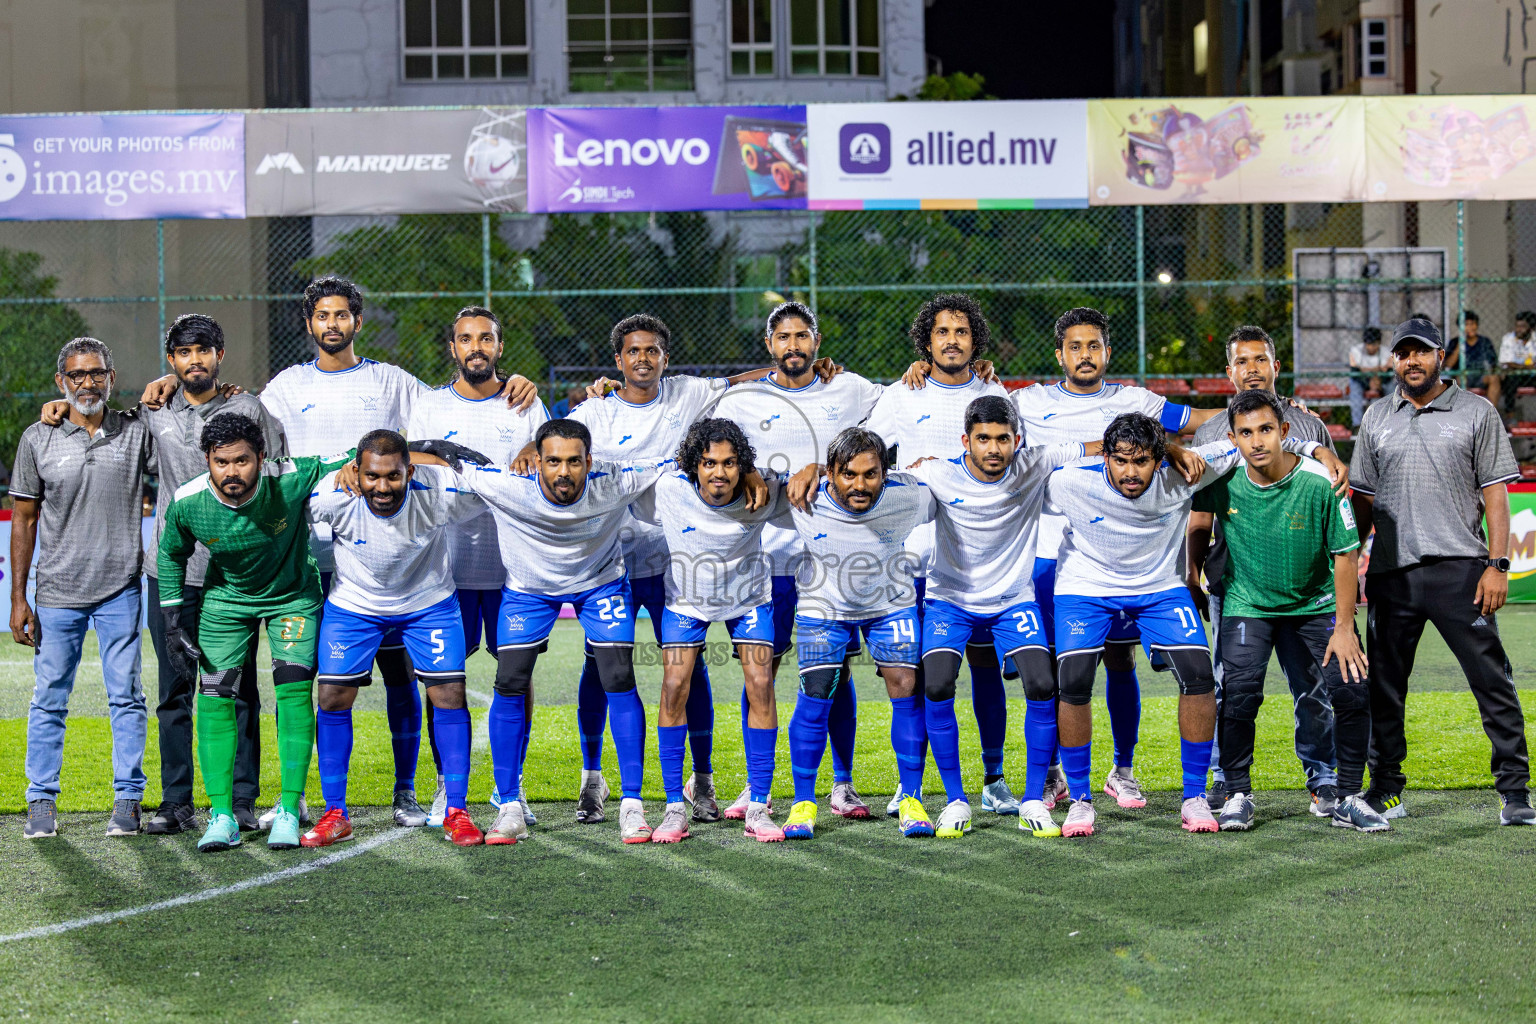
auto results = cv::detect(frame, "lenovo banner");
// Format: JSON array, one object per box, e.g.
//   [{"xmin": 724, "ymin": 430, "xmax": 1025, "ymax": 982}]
[
  {"xmin": 245, "ymin": 108, "xmax": 527, "ymax": 216},
  {"xmin": 526, "ymin": 105, "xmax": 807, "ymax": 212}
]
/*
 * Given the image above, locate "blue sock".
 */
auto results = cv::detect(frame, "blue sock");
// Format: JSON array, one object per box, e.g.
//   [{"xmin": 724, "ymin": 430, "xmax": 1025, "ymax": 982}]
[
  {"xmin": 685, "ymin": 660, "xmax": 714, "ymax": 774},
  {"xmin": 924, "ymin": 696, "xmax": 965, "ymax": 803},
  {"xmin": 1181, "ymin": 737, "xmax": 1214, "ymax": 799},
  {"xmin": 1059, "ymin": 740, "xmax": 1093, "ymax": 802},
  {"xmin": 384, "ymin": 681, "xmax": 422, "ymax": 792},
  {"xmin": 576, "ymin": 656, "xmax": 607, "ymax": 771},
  {"xmin": 435, "ymin": 707, "xmax": 471, "ymax": 811},
  {"xmin": 487, "ymin": 693, "xmax": 524, "ymax": 802},
  {"xmin": 746, "ymin": 726, "xmax": 777, "ymax": 803},
  {"xmin": 316, "ymin": 708, "xmax": 353, "ymax": 815},
  {"xmin": 971, "ymin": 659, "xmax": 1007, "ymax": 777},
  {"xmin": 828, "ymin": 668, "xmax": 856, "ymax": 783},
  {"xmin": 889, "ymin": 695, "xmax": 926, "ymax": 799},
  {"xmin": 607, "ymin": 688, "xmax": 646, "ymax": 800},
  {"xmin": 517, "ymin": 693, "xmax": 533, "ymax": 791},
  {"xmin": 789, "ymin": 694, "xmax": 832, "ymax": 804},
  {"xmin": 1105, "ymin": 669, "xmax": 1141, "ymax": 768},
  {"xmin": 658, "ymin": 724, "xmax": 688, "ymax": 804},
  {"xmin": 1024, "ymin": 699, "xmax": 1058, "ymax": 802}
]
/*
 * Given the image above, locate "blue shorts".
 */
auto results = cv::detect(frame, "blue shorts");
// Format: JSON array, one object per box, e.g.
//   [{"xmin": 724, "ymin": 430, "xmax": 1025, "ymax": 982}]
[
  {"xmin": 795, "ymin": 608, "xmax": 920, "ymax": 672},
  {"xmin": 1053, "ymin": 588, "xmax": 1208, "ymax": 661},
  {"xmin": 660, "ymin": 603, "xmax": 775, "ymax": 648},
  {"xmin": 631, "ymin": 572, "xmax": 669, "ymax": 644},
  {"xmin": 317, "ymin": 594, "xmax": 467, "ymax": 687},
  {"xmin": 1033, "ymin": 558, "xmax": 1138, "ymax": 647},
  {"xmin": 498, "ymin": 577, "xmax": 636, "ymax": 651},
  {"xmin": 775, "ymin": 574, "xmax": 866, "ymax": 661},
  {"xmin": 921, "ymin": 598, "xmax": 1048, "ymax": 665},
  {"xmin": 457, "ymin": 588, "xmax": 503, "ymax": 655},
  {"xmin": 320, "ymin": 571, "xmax": 403, "ymax": 650}
]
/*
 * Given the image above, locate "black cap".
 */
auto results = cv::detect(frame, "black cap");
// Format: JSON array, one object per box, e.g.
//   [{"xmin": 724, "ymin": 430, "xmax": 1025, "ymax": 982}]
[{"xmin": 1391, "ymin": 318, "xmax": 1443, "ymax": 352}]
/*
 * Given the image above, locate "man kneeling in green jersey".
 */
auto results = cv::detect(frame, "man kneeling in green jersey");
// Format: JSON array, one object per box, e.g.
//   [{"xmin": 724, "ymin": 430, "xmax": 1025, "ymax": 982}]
[{"xmin": 1187, "ymin": 390, "xmax": 1387, "ymax": 833}]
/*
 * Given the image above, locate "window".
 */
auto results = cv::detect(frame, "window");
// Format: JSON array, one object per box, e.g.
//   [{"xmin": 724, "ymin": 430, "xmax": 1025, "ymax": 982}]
[
  {"xmin": 730, "ymin": 0, "xmax": 774, "ymax": 77},
  {"xmin": 402, "ymin": 0, "xmax": 529, "ymax": 80},
  {"xmin": 567, "ymin": 0, "xmax": 694, "ymax": 93},
  {"xmin": 789, "ymin": 0, "xmax": 880, "ymax": 77},
  {"xmin": 1361, "ymin": 18, "xmax": 1388, "ymax": 77}
]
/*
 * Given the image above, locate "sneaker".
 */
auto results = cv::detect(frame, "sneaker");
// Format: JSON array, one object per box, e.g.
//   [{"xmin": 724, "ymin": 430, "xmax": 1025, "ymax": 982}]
[
  {"xmin": 146, "ymin": 802, "xmax": 196, "ymax": 836},
  {"xmin": 300, "ymin": 807, "xmax": 354, "ymax": 848},
  {"xmin": 1062, "ymin": 799, "xmax": 1095, "ymax": 838},
  {"xmin": 1217, "ymin": 792, "xmax": 1255, "ymax": 832},
  {"xmin": 898, "ymin": 795, "xmax": 934, "ymax": 838},
  {"xmin": 1332, "ymin": 794, "xmax": 1391, "ymax": 832},
  {"xmin": 427, "ymin": 776, "xmax": 447, "ymax": 828},
  {"xmin": 651, "ymin": 802, "xmax": 691, "ymax": 844},
  {"xmin": 724, "ymin": 785, "xmax": 768, "ymax": 821},
  {"xmin": 518, "ymin": 782, "xmax": 538, "ymax": 826},
  {"xmin": 980, "ymin": 779, "xmax": 1020, "ymax": 816},
  {"xmin": 485, "ymin": 801, "xmax": 528, "ymax": 845},
  {"xmin": 259, "ymin": 796, "xmax": 310, "ymax": 829},
  {"xmin": 268, "ymin": 808, "xmax": 302, "ymax": 850},
  {"xmin": 1363, "ymin": 790, "xmax": 1408, "ymax": 820},
  {"xmin": 885, "ymin": 786, "xmax": 921, "ymax": 818},
  {"xmin": 1018, "ymin": 799, "xmax": 1062, "ymax": 838},
  {"xmin": 682, "ymin": 772, "xmax": 721, "ymax": 823},
  {"xmin": 1041, "ymin": 765, "xmax": 1070, "ymax": 811},
  {"xmin": 392, "ymin": 789, "xmax": 429, "ymax": 828},
  {"xmin": 829, "ymin": 782, "xmax": 871, "ymax": 819},
  {"xmin": 1208, "ymin": 778, "xmax": 1228, "ymax": 811},
  {"xmin": 1310, "ymin": 786, "xmax": 1340, "ymax": 818},
  {"xmin": 783, "ymin": 800, "xmax": 818, "ymax": 840},
  {"xmin": 575, "ymin": 770, "xmax": 611, "ymax": 824},
  {"xmin": 197, "ymin": 812, "xmax": 241, "ymax": 852},
  {"xmin": 1103, "ymin": 766, "xmax": 1147, "ymax": 809},
  {"xmin": 443, "ymin": 808, "xmax": 485, "ymax": 846},
  {"xmin": 1180, "ymin": 796, "xmax": 1219, "ymax": 833},
  {"xmin": 489, "ymin": 783, "xmax": 504, "ymax": 808},
  {"xmin": 743, "ymin": 801, "xmax": 785, "ymax": 842},
  {"xmin": 105, "ymin": 799, "xmax": 141, "ymax": 837},
  {"xmin": 935, "ymin": 799, "xmax": 972, "ymax": 838},
  {"xmin": 24, "ymin": 799, "xmax": 58, "ymax": 839},
  {"xmin": 1500, "ymin": 792, "xmax": 1536, "ymax": 826},
  {"xmin": 619, "ymin": 798, "xmax": 652, "ymax": 844},
  {"xmin": 232, "ymin": 802, "xmax": 260, "ymax": 832}
]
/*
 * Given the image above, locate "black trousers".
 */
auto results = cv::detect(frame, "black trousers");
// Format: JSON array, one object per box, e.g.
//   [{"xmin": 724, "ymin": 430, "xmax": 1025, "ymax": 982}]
[
  {"xmin": 1365, "ymin": 557, "xmax": 1529, "ymax": 795},
  {"xmin": 146, "ymin": 581, "xmax": 263, "ymax": 805}
]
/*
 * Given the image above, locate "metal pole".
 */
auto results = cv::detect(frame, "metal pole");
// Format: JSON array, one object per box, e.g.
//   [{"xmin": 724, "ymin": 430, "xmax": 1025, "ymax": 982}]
[
  {"xmin": 156, "ymin": 219, "xmax": 166, "ymax": 342},
  {"xmin": 1248, "ymin": 0, "xmax": 1261, "ymax": 96},
  {"xmin": 1456, "ymin": 199, "xmax": 1467, "ymax": 388},
  {"xmin": 1136, "ymin": 205, "xmax": 1147, "ymax": 384},
  {"xmin": 807, "ymin": 209, "xmax": 819, "ymax": 311},
  {"xmin": 482, "ymin": 213, "xmax": 493, "ymax": 308}
]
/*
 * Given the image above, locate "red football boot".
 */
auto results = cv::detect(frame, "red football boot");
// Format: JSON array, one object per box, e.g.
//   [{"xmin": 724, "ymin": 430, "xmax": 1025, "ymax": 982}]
[
  {"xmin": 443, "ymin": 808, "xmax": 484, "ymax": 847},
  {"xmin": 300, "ymin": 807, "xmax": 352, "ymax": 848}
]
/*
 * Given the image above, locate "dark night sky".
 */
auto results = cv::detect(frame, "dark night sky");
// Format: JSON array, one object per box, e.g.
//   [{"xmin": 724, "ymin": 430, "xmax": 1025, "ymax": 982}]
[{"xmin": 923, "ymin": 0, "xmax": 1116, "ymax": 99}]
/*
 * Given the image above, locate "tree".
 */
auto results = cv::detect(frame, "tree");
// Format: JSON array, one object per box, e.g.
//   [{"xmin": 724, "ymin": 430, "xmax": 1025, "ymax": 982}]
[{"xmin": 0, "ymin": 249, "xmax": 92, "ymax": 475}]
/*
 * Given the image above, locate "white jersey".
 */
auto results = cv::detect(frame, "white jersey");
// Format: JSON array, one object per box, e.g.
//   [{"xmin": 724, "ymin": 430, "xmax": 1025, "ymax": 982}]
[
  {"xmin": 790, "ymin": 473, "xmax": 935, "ymax": 621},
  {"xmin": 261, "ymin": 358, "xmax": 430, "ymax": 572},
  {"xmin": 462, "ymin": 459, "xmax": 668, "ymax": 595},
  {"xmin": 570, "ymin": 374, "xmax": 730, "ymax": 578},
  {"xmin": 306, "ymin": 465, "xmax": 483, "ymax": 617},
  {"xmin": 714, "ymin": 372, "xmax": 884, "ymax": 575},
  {"xmin": 1012, "ymin": 380, "xmax": 1189, "ymax": 562},
  {"xmin": 908, "ymin": 443, "xmax": 1085, "ymax": 614},
  {"xmin": 865, "ymin": 371, "xmax": 1008, "ymax": 577},
  {"xmin": 407, "ymin": 383, "xmax": 549, "ymax": 590},
  {"xmin": 632, "ymin": 471, "xmax": 790, "ymax": 622}
]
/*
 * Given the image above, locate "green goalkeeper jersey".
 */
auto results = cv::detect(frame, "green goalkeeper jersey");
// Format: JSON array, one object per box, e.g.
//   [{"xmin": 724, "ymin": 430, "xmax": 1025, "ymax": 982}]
[
  {"xmin": 1193, "ymin": 455, "xmax": 1361, "ymax": 618},
  {"xmin": 158, "ymin": 452, "xmax": 353, "ymax": 614}
]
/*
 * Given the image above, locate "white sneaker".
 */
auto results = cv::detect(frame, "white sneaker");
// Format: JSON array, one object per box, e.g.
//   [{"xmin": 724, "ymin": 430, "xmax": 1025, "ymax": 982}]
[
  {"xmin": 1103, "ymin": 765, "xmax": 1147, "ymax": 809},
  {"xmin": 1041, "ymin": 765, "xmax": 1070, "ymax": 811},
  {"xmin": 1018, "ymin": 799, "xmax": 1062, "ymax": 838},
  {"xmin": 885, "ymin": 786, "xmax": 922, "ymax": 818},
  {"xmin": 1062, "ymin": 799, "xmax": 1096, "ymax": 838},
  {"xmin": 485, "ymin": 800, "xmax": 528, "ymax": 845},
  {"xmin": 1180, "ymin": 795, "xmax": 1219, "ymax": 833},
  {"xmin": 518, "ymin": 778, "xmax": 537, "ymax": 826},
  {"xmin": 935, "ymin": 799, "xmax": 972, "ymax": 838},
  {"xmin": 575, "ymin": 769, "xmax": 610, "ymax": 824},
  {"xmin": 723, "ymin": 785, "xmax": 754, "ymax": 821},
  {"xmin": 682, "ymin": 771, "xmax": 721, "ymax": 822},
  {"xmin": 619, "ymin": 797, "xmax": 652, "ymax": 844},
  {"xmin": 980, "ymin": 778, "xmax": 1020, "ymax": 816},
  {"xmin": 258, "ymin": 795, "xmax": 309, "ymax": 830},
  {"xmin": 427, "ymin": 775, "xmax": 447, "ymax": 828}
]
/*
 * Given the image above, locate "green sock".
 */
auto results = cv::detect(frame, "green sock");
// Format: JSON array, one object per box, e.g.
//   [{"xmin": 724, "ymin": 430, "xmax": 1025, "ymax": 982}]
[
  {"xmin": 275, "ymin": 681, "xmax": 316, "ymax": 816},
  {"xmin": 196, "ymin": 694, "xmax": 237, "ymax": 817}
]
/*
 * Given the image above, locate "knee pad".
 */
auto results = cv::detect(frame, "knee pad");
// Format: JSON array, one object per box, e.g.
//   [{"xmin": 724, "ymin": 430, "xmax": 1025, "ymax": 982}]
[
  {"xmin": 1331, "ymin": 681, "xmax": 1370, "ymax": 713},
  {"xmin": 921, "ymin": 651, "xmax": 961, "ymax": 702},
  {"xmin": 198, "ymin": 669, "xmax": 242, "ymax": 699},
  {"xmin": 799, "ymin": 665, "xmax": 841, "ymax": 700},
  {"xmin": 1056, "ymin": 652, "xmax": 1097, "ymax": 706},
  {"xmin": 494, "ymin": 647, "xmax": 539, "ymax": 697},
  {"xmin": 1010, "ymin": 649, "xmax": 1058, "ymax": 702},
  {"xmin": 1222, "ymin": 689, "xmax": 1264, "ymax": 722},
  {"xmin": 593, "ymin": 645, "xmax": 637, "ymax": 694},
  {"xmin": 1161, "ymin": 648, "xmax": 1216, "ymax": 697},
  {"xmin": 272, "ymin": 660, "xmax": 315, "ymax": 686}
]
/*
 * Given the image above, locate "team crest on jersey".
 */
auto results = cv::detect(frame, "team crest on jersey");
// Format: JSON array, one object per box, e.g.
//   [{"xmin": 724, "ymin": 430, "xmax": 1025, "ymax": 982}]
[
  {"xmin": 932, "ymin": 622, "xmax": 949, "ymax": 636},
  {"xmin": 821, "ymin": 404, "xmax": 841, "ymax": 423},
  {"xmin": 266, "ymin": 517, "xmax": 289, "ymax": 535},
  {"xmin": 1285, "ymin": 510, "xmax": 1307, "ymax": 530},
  {"xmin": 505, "ymin": 613, "xmax": 527, "ymax": 630},
  {"xmin": 874, "ymin": 527, "xmax": 899, "ymax": 544},
  {"xmin": 1066, "ymin": 618, "xmax": 1087, "ymax": 636},
  {"xmin": 358, "ymin": 395, "xmax": 380, "ymax": 412},
  {"xmin": 328, "ymin": 641, "xmax": 349, "ymax": 657},
  {"xmin": 1439, "ymin": 423, "xmax": 1458, "ymax": 439},
  {"xmin": 496, "ymin": 426, "xmax": 522, "ymax": 443}
]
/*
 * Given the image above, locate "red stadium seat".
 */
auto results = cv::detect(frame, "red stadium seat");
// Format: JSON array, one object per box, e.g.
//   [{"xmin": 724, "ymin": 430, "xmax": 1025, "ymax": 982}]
[
  {"xmin": 1471, "ymin": 387, "xmax": 1488, "ymax": 397},
  {"xmin": 1108, "ymin": 379, "xmax": 1138, "ymax": 388},
  {"xmin": 1326, "ymin": 422, "xmax": 1353, "ymax": 442},
  {"xmin": 1510, "ymin": 422, "xmax": 1536, "ymax": 437},
  {"xmin": 1519, "ymin": 386, "xmax": 1536, "ymax": 397},
  {"xmin": 1193, "ymin": 377, "xmax": 1236, "ymax": 396},
  {"xmin": 1294, "ymin": 383, "xmax": 1344, "ymax": 400},
  {"xmin": 1146, "ymin": 378, "xmax": 1191, "ymax": 396},
  {"xmin": 1523, "ymin": 464, "xmax": 1536, "ymax": 479},
  {"xmin": 1000, "ymin": 378, "xmax": 1035, "ymax": 392}
]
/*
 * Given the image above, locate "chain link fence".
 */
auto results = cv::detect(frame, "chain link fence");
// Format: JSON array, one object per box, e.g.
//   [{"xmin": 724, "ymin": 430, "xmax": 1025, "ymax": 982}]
[{"xmin": 3, "ymin": 201, "xmax": 1536, "ymax": 484}]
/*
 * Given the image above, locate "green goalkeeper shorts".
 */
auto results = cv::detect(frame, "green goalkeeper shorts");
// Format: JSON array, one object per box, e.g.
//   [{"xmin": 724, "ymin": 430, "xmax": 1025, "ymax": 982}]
[{"xmin": 197, "ymin": 598, "xmax": 322, "ymax": 672}]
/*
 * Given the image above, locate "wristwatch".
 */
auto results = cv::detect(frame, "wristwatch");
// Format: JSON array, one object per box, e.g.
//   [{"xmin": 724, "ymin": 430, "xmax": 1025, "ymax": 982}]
[{"xmin": 1487, "ymin": 557, "xmax": 1511, "ymax": 573}]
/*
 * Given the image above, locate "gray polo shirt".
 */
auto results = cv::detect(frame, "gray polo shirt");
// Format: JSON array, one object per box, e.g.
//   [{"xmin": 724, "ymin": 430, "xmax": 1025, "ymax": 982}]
[
  {"xmin": 143, "ymin": 388, "xmax": 288, "ymax": 586},
  {"xmin": 1193, "ymin": 400, "xmax": 1338, "ymax": 596},
  {"xmin": 1351, "ymin": 381, "xmax": 1519, "ymax": 574},
  {"xmin": 11, "ymin": 409, "xmax": 155, "ymax": 609}
]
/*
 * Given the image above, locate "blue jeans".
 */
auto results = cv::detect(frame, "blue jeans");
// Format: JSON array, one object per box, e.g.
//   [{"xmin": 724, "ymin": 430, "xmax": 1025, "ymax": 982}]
[
  {"xmin": 26, "ymin": 582, "xmax": 148, "ymax": 802},
  {"xmin": 1209, "ymin": 591, "xmax": 1337, "ymax": 791}
]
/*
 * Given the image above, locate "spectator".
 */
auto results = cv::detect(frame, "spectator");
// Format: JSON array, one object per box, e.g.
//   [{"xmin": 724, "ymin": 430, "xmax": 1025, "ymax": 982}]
[
  {"xmin": 1447, "ymin": 310, "xmax": 1500, "ymax": 408},
  {"xmin": 550, "ymin": 385, "xmax": 586, "ymax": 419},
  {"xmin": 1499, "ymin": 311, "xmax": 1536, "ymax": 419},
  {"xmin": 1348, "ymin": 326, "xmax": 1392, "ymax": 425}
]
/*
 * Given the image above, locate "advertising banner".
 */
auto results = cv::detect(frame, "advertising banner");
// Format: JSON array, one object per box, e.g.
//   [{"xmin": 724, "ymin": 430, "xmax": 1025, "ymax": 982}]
[
  {"xmin": 1365, "ymin": 96, "xmax": 1536, "ymax": 201},
  {"xmin": 1510, "ymin": 483, "xmax": 1536, "ymax": 604},
  {"xmin": 1088, "ymin": 98, "xmax": 1366, "ymax": 205},
  {"xmin": 0, "ymin": 113, "xmax": 243, "ymax": 221},
  {"xmin": 806, "ymin": 100, "xmax": 1087, "ymax": 209},
  {"xmin": 526, "ymin": 105, "xmax": 807, "ymax": 212},
  {"xmin": 245, "ymin": 108, "xmax": 527, "ymax": 216}
]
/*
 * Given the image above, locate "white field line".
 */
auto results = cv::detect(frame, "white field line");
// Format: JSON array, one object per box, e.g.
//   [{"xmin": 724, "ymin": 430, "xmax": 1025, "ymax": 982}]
[{"xmin": 466, "ymin": 687, "xmax": 493, "ymax": 754}]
